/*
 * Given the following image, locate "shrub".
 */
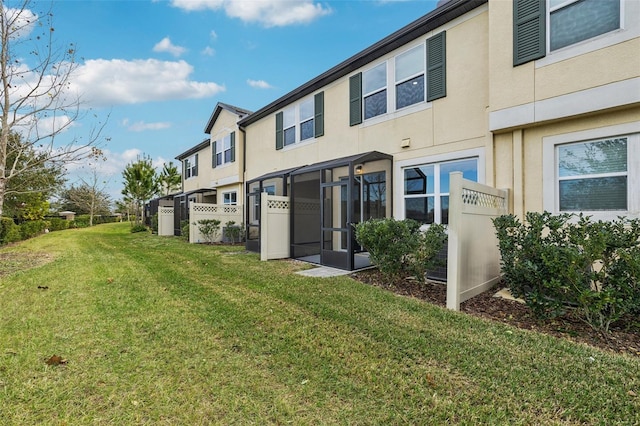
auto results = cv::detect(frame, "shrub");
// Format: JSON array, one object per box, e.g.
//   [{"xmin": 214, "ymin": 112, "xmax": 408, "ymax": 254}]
[
  {"xmin": 0, "ymin": 217, "xmax": 21, "ymax": 245},
  {"xmin": 354, "ymin": 218, "xmax": 446, "ymax": 283},
  {"xmin": 180, "ymin": 220, "xmax": 190, "ymax": 241},
  {"xmin": 223, "ymin": 221, "xmax": 244, "ymax": 243},
  {"xmin": 151, "ymin": 213, "xmax": 158, "ymax": 233},
  {"xmin": 494, "ymin": 212, "xmax": 640, "ymax": 332},
  {"xmin": 20, "ymin": 220, "xmax": 48, "ymax": 239},
  {"xmin": 195, "ymin": 219, "xmax": 221, "ymax": 243},
  {"xmin": 130, "ymin": 224, "xmax": 149, "ymax": 233},
  {"xmin": 48, "ymin": 217, "xmax": 70, "ymax": 231}
]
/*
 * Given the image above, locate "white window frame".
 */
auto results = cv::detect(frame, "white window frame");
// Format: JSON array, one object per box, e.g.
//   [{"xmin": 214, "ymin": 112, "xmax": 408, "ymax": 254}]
[
  {"xmin": 184, "ymin": 155, "xmax": 197, "ymax": 179},
  {"xmin": 538, "ymin": 0, "xmax": 638, "ymax": 67},
  {"xmin": 362, "ymin": 42, "xmax": 431, "ymax": 125},
  {"xmin": 280, "ymin": 97, "xmax": 317, "ymax": 149},
  {"xmin": 222, "ymin": 191, "xmax": 237, "ymax": 205},
  {"xmin": 363, "ymin": 62, "xmax": 388, "ymax": 120},
  {"xmin": 395, "ymin": 148, "xmax": 486, "ymax": 225},
  {"xmin": 214, "ymin": 134, "xmax": 233, "ymax": 167},
  {"xmin": 394, "ymin": 45, "xmax": 426, "ymax": 111},
  {"xmin": 542, "ymin": 122, "xmax": 640, "ymax": 221}
]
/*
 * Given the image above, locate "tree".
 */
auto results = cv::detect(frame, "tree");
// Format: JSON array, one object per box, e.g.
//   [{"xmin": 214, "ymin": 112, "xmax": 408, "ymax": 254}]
[
  {"xmin": 59, "ymin": 172, "xmax": 112, "ymax": 226},
  {"xmin": 2, "ymin": 131, "xmax": 65, "ymax": 217},
  {"xmin": 158, "ymin": 161, "xmax": 181, "ymax": 196},
  {"xmin": 121, "ymin": 155, "xmax": 158, "ymax": 225},
  {"xmin": 0, "ymin": 1, "xmax": 107, "ymax": 217}
]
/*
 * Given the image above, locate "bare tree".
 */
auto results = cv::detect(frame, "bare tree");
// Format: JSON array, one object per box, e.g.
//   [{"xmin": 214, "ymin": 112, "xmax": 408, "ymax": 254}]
[{"xmin": 0, "ymin": 1, "xmax": 107, "ymax": 217}]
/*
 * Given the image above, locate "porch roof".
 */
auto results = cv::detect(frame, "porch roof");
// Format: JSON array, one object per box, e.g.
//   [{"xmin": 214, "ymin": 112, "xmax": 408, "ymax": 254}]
[
  {"xmin": 247, "ymin": 166, "xmax": 305, "ymax": 185},
  {"xmin": 290, "ymin": 151, "xmax": 392, "ymax": 175}
]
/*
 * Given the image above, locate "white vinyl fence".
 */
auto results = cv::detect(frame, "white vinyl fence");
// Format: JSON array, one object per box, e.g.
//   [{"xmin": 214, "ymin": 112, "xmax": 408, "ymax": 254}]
[
  {"xmin": 158, "ymin": 206, "xmax": 174, "ymax": 236},
  {"xmin": 446, "ymin": 172, "xmax": 509, "ymax": 310},
  {"xmin": 260, "ymin": 193, "xmax": 290, "ymax": 260},
  {"xmin": 189, "ymin": 203, "xmax": 243, "ymax": 243}
]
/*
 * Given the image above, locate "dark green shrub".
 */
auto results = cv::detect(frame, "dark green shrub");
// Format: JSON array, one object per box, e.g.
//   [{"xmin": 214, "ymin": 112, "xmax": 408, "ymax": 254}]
[
  {"xmin": 180, "ymin": 220, "xmax": 190, "ymax": 241},
  {"xmin": 494, "ymin": 212, "xmax": 640, "ymax": 331},
  {"xmin": 20, "ymin": 220, "xmax": 47, "ymax": 239},
  {"xmin": 72, "ymin": 215, "xmax": 91, "ymax": 228},
  {"xmin": 48, "ymin": 218, "xmax": 70, "ymax": 231},
  {"xmin": 0, "ymin": 217, "xmax": 21, "ymax": 244},
  {"xmin": 195, "ymin": 219, "xmax": 221, "ymax": 243},
  {"xmin": 151, "ymin": 214, "xmax": 158, "ymax": 233},
  {"xmin": 130, "ymin": 224, "xmax": 149, "ymax": 233},
  {"xmin": 223, "ymin": 221, "xmax": 244, "ymax": 243},
  {"xmin": 354, "ymin": 218, "xmax": 446, "ymax": 283}
]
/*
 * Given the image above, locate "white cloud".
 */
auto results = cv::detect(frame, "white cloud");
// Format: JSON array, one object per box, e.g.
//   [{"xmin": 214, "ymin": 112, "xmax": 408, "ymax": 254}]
[
  {"xmin": 210, "ymin": 30, "xmax": 218, "ymax": 40},
  {"xmin": 153, "ymin": 37, "xmax": 187, "ymax": 57},
  {"xmin": 247, "ymin": 79, "xmax": 273, "ymax": 89},
  {"xmin": 201, "ymin": 46, "xmax": 216, "ymax": 56},
  {"xmin": 170, "ymin": 0, "xmax": 332, "ymax": 27},
  {"xmin": 2, "ymin": 5, "xmax": 37, "ymax": 39},
  {"xmin": 69, "ymin": 58, "xmax": 225, "ymax": 107},
  {"xmin": 125, "ymin": 121, "xmax": 172, "ymax": 132}
]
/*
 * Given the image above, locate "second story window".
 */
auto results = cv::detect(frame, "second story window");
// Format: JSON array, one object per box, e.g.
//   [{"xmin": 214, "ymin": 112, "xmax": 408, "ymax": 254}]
[
  {"xmin": 275, "ymin": 92, "xmax": 324, "ymax": 150},
  {"xmin": 184, "ymin": 154, "xmax": 198, "ymax": 179},
  {"xmin": 212, "ymin": 132, "xmax": 235, "ymax": 168},
  {"xmin": 363, "ymin": 63, "xmax": 387, "ymax": 120},
  {"xmin": 395, "ymin": 45, "xmax": 425, "ymax": 109},
  {"xmin": 549, "ymin": 0, "xmax": 620, "ymax": 51}
]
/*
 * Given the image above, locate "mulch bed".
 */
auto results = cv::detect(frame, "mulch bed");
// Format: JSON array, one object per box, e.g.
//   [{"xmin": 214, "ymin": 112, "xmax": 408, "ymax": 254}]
[{"xmin": 351, "ymin": 269, "xmax": 640, "ymax": 358}]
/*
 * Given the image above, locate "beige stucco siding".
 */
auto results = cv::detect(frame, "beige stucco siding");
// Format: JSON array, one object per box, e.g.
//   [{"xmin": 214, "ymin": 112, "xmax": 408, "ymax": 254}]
[
  {"xmin": 489, "ymin": 0, "xmax": 640, "ymax": 114},
  {"xmin": 245, "ymin": 8, "xmax": 490, "ymax": 188},
  {"xmin": 493, "ymin": 107, "xmax": 640, "ymax": 219},
  {"xmin": 182, "ymin": 144, "xmax": 212, "ymax": 193}
]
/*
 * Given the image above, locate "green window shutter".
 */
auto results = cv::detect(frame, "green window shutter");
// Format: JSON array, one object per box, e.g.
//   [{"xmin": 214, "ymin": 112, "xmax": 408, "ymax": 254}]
[
  {"xmin": 211, "ymin": 141, "xmax": 217, "ymax": 168},
  {"xmin": 194, "ymin": 153, "xmax": 198, "ymax": 176},
  {"xmin": 513, "ymin": 0, "xmax": 546, "ymax": 66},
  {"xmin": 314, "ymin": 92, "xmax": 324, "ymax": 137},
  {"xmin": 230, "ymin": 132, "xmax": 236, "ymax": 162},
  {"xmin": 275, "ymin": 111, "xmax": 284, "ymax": 150},
  {"xmin": 349, "ymin": 73, "xmax": 362, "ymax": 126},
  {"xmin": 184, "ymin": 160, "xmax": 188, "ymax": 179},
  {"xmin": 427, "ymin": 31, "xmax": 446, "ymax": 102}
]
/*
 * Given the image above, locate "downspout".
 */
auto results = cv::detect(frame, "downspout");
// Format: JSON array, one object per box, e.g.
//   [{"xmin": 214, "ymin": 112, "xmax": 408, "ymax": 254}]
[{"xmin": 239, "ymin": 125, "xmax": 248, "ymax": 245}]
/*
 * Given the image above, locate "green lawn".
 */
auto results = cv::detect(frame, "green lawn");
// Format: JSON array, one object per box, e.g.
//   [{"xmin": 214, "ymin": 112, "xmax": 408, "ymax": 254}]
[{"xmin": 0, "ymin": 222, "xmax": 638, "ymax": 424}]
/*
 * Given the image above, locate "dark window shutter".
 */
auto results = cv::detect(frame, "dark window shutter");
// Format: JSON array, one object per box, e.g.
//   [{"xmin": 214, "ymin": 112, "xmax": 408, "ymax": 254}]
[
  {"xmin": 194, "ymin": 153, "xmax": 198, "ymax": 176},
  {"xmin": 513, "ymin": 0, "xmax": 546, "ymax": 66},
  {"xmin": 427, "ymin": 31, "xmax": 446, "ymax": 102},
  {"xmin": 349, "ymin": 73, "xmax": 362, "ymax": 126},
  {"xmin": 211, "ymin": 141, "xmax": 217, "ymax": 168},
  {"xmin": 275, "ymin": 111, "xmax": 284, "ymax": 150},
  {"xmin": 183, "ymin": 160, "xmax": 188, "ymax": 179},
  {"xmin": 314, "ymin": 92, "xmax": 324, "ymax": 137},
  {"xmin": 230, "ymin": 132, "xmax": 236, "ymax": 162}
]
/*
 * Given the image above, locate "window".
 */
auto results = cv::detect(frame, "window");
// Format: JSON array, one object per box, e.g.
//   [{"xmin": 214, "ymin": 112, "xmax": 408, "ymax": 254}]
[
  {"xmin": 395, "ymin": 46, "xmax": 425, "ymax": 110},
  {"xmin": 212, "ymin": 132, "xmax": 235, "ymax": 168},
  {"xmin": 363, "ymin": 63, "xmax": 387, "ymax": 120},
  {"xmin": 557, "ymin": 138, "xmax": 627, "ymax": 211},
  {"xmin": 403, "ymin": 158, "xmax": 477, "ymax": 225},
  {"xmin": 223, "ymin": 191, "xmax": 237, "ymax": 205},
  {"xmin": 184, "ymin": 154, "xmax": 198, "ymax": 179},
  {"xmin": 514, "ymin": 0, "xmax": 623, "ymax": 65},
  {"xmin": 549, "ymin": 0, "xmax": 620, "ymax": 51},
  {"xmin": 276, "ymin": 92, "xmax": 324, "ymax": 150},
  {"xmin": 349, "ymin": 32, "xmax": 446, "ymax": 125}
]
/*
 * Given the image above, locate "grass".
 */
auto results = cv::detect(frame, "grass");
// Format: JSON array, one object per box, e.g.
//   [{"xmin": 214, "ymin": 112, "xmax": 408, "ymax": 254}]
[{"xmin": 0, "ymin": 222, "xmax": 639, "ymax": 424}]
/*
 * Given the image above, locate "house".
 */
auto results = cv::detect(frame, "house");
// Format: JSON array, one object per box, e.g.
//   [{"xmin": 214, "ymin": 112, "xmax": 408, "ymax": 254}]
[
  {"xmin": 236, "ymin": 0, "xmax": 639, "ymax": 274},
  {"xmin": 490, "ymin": 0, "xmax": 640, "ymax": 222},
  {"xmin": 239, "ymin": 0, "xmax": 491, "ymax": 271},
  {"xmin": 170, "ymin": 102, "xmax": 252, "ymax": 239}
]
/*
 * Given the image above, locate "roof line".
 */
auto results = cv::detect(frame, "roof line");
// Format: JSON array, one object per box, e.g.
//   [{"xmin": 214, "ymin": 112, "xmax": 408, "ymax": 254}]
[{"xmin": 238, "ymin": 0, "xmax": 487, "ymax": 127}]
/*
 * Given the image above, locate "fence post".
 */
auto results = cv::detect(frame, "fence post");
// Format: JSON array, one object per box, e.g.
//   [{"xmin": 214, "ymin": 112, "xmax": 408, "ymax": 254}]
[{"xmin": 446, "ymin": 172, "xmax": 463, "ymax": 311}]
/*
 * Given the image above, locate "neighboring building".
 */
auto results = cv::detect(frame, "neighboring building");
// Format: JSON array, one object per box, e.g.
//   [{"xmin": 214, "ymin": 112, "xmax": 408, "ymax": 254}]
[
  {"xmin": 491, "ymin": 0, "xmax": 640, "ymax": 222},
  {"xmin": 236, "ymin": 0, "xmax": 639, "ymax": 271},
  {"xmin": 172, "ymin": 102, "xmax": 252, "ymax": 236}
]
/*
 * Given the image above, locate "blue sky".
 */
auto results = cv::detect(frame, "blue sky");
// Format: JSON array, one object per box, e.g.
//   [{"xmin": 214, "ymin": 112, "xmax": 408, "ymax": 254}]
[{"xmin": 27, "ymin": 0, "xmax": 440, "ymax": 200}]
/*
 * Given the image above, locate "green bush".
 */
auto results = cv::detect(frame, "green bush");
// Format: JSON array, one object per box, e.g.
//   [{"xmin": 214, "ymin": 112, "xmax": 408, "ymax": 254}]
[
  {"xmin": 72, "ymin": 215, "xmax": 91, "ymax": 228},
  {"xmin": 151, "ymin": 213, "xmax": 158, "ymax": 233},
  {"xmin": 354, "ymin": 218, "xmax": 446, "ymax": 283},
  {"xmin": 195, "ymin": 219, "xmax": 221, "ymax": 243},
  {"xmin": 20, "ymin": 220, "xmax": 47, "ymax": 239},
  {"xmin": 0, "ymin": 217, "xmax": 21, "ymax": 245},
  {"xmin": 48, "ymin": 217, "xmax": 70, "ymax": 231},
  {"xmin": 494, "ymin": 212, "xmax": 640, "ymax": 332},
  {"xmin": 180, "ymin": 220, "xmax": 190, "ymax": 241},
  {"xmin": 130, "ymin": 223, "xmax": 149, "ymax": 233},
  {"xmin": 223, "ymin": 221, "xmax": 244, "ymax": 243}
]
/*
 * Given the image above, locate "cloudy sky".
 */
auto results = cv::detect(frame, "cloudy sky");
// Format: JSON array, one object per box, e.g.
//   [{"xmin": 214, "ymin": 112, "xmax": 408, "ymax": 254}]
[{"xmin": 10, "ymin": 0, "xmax": 439, "ymax": 200}]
